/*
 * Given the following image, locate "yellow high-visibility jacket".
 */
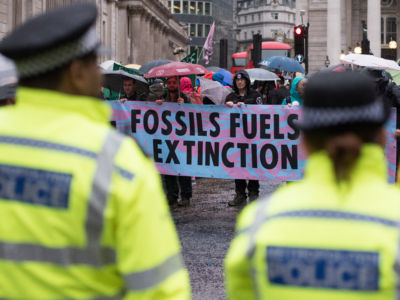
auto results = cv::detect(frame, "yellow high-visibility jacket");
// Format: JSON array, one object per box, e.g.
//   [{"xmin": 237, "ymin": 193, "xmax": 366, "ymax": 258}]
[
  {"xmin": 0, "ymin": 87, "xmax": 191, "ymax": 300},
  {"xmin": 225, "ymin": 145, "xmax": 400, "ymax": 300}
]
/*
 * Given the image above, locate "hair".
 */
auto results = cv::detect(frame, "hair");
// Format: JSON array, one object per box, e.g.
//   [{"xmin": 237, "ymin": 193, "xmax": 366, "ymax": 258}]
[
  {"xmin": 302, "ymin": 72, "xmax": 390, "ymax": 182},
  {"xmin": 19, "ymin": 51, "xmax": 97, "ymax": 90}
]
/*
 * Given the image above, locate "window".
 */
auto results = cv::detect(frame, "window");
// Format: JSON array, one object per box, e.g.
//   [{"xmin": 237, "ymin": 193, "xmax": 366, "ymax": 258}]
[
  {"xmin": 182, "ymin": 1, "xmax": 189, "ymax": 14},
  {"xmin": 197, "ymin": 24, "xmax": 203, "ymax": 37},
  {"xmin": 245, "ymin": 15, "xmax": 247, "ymax": 22},
  {"xmin": 168, "ymin": 0, "xmax": 172, "ymax": 11},
  {"xmin": 190, "ymin": 23, "xmax": 196, "ymax": 36},
  {"xmin": 205, "ymin": 2, "xmax": 211, "ymax": 15},
  {"xmin": 173, "ymin": 0, "xmax": 181, "ymax": 13},
  {"xmin": 244, "ymin": 31, "xmax": 247, "ymax": 39},
  {"xmin": 259, "ymin": 13, "xmax": 262, "ymax": 21},
  {"xmin": 205, "ymin": 24, "xmax": 210, "ymax": 36},
  {"xmin": 190, "ymin": 1, "xmax": 196, "ymax": 14},
  {"xmin": 381, "ymin": 16, "xmax": 398, "ymax": 44},
  {"xmin": 271, "ymin": 12, "xmax": 278, "ymax": 20},
  {"xmin": 386, "ymin": 17, "xmax": 397, "ymax": 44},
  {"xmin": 197, "ymin": 2, "xmax": 203, "ymax": 14}
]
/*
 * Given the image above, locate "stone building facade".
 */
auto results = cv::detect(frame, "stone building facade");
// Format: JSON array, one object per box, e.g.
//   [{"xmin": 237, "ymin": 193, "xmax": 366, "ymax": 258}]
[
  {"xmin": 0, "ymin": 0, "xmax": 189, "ymax": 65},
  {"xmin": 234, "ymin": 0, "xmax": 296, "ymax": 52},
  {"xmin": 168, "ymin": 0, "xmax": 234, "ymax": 68},
  {"xmin": 296, "ymin": 0, "xmax": 400, "ymax": 72}
]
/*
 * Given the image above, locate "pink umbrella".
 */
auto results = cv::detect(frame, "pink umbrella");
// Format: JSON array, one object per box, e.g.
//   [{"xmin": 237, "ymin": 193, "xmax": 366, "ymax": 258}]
[{"xmin": 144, "ymin": 61, "xmax": 210, "ymax": 78}]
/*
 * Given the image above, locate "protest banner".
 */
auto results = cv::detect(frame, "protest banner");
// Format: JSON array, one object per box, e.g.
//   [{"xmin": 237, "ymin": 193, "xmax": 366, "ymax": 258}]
[{"xmin": 110, "ymin": 101, "xmax": 397, "ymax": 182}]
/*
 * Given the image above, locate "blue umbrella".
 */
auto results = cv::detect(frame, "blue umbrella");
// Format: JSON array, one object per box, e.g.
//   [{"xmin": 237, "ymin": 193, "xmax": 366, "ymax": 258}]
[
  {"xmin": 215, "ymin": 68, "xmax": 233, "ymax": 86},
  {"xmin": 260, "ymin": 56, "xmax": 305, "ymax": 73}
]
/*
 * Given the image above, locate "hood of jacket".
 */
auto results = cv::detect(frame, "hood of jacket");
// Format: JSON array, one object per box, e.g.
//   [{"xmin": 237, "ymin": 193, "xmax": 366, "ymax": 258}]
[
  {"xmin": 290, "ymin": 76, "xmax": 304, "ymax": 104},
  {"xmin": 232, "ymin": 69, "xmax": 250, "ymax": 93}
]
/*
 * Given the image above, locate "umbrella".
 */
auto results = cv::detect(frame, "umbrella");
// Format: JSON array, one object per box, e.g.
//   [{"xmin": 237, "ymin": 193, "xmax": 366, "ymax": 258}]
[
  {"xmin": 99, "ymin": 60, "xmax": 119, "ymax": 71},
  {"xmin": 198, "ymin": 77, "xmax": 232, "ymax": 105},
  {"xmin": 102, "ymin": 69, "xmax": 149, "ymax": 96},
  {"xmin": 144, "ymin": 61, "xmax": 210, "ymax": 78},
  {"xmin": 139, "ymin": 59, "xmax": 172, "ymax": 74},
  {"xmin": 125, "ymin": 64, "xmax": 141, "ymax": 70},
  {"xmin": 244, "ymin": 68, "xmax": 279, "ymax": 82},
  {"xmin": 215, "ymin": 68, "xmax": 233, "ymax": 86},
  {"xmin": 207, "ymin": 66, "xmax": 221, "ymax": 72},
  {"xmin": 340, "ymin": 54, "xmax": 400, "ymax": 71},
  {"xmin": 260, "ymin": 56, "xmax": 305, "ymax": 73}
]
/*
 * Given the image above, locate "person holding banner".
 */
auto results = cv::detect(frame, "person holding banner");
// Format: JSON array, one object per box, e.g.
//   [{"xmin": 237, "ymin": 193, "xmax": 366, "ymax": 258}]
[
  {"xmin": 0, "ymin": 3, "xmax": 190, "ymax": 299},
  {"xmin": 119, "ymin": 77, "xmax": 146, "ymax": 102},
  {"xmin": 158, "ymin": 76, "xmax": 193, "ymax": 207},
  {"xmin": 225, "ymin": 71, "xmax": 400, "ymax": 299},
  {"xmin": 225, "ymin": 70, "xmax": 263, "ymax": 206}
]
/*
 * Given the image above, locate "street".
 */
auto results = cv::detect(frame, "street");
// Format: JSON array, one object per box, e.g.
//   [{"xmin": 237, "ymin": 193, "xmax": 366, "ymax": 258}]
[{"xmin": 172, "ymin": 177, "xmax": 283, "ymax": 300}]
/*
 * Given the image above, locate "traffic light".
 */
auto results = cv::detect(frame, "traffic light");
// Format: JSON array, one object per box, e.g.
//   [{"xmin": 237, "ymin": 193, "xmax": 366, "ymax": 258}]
[
  {"xmin": 294, "ymin": 25, "xmax": 306, "ymax": 57},
  {"xmin": 361, "ymin": 38, "xmax": 370, "ymax": 54},
  {"xmin": 252, "ymin": 33, "xmax": 262, "ymax": 67}
]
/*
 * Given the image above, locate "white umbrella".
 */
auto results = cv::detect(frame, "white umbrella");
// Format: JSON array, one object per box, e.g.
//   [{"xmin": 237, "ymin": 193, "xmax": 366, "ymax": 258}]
[
  {"xmin": 199, "ymin": 77, "xmax": 232, "ymax": 105},
  {"xmin": 245, "ymin": 68, "xmax": 279, "ymax": 83},
  {"xmin": 99, "ymin": 60, "xmax": 119, "ymax": 71},
  {"xmin": 340, "ymin": 54, "xmax": 400, "ymax": 71}
]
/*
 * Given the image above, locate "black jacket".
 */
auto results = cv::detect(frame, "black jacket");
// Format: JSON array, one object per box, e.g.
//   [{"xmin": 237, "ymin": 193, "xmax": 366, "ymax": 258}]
[
  {"xmin": 268, "ymin": 86, "xmax": 290, "ymax": 105},
  {"xmin": 225, "ymin": 89, "xmax": 263, "ymax": 105}
]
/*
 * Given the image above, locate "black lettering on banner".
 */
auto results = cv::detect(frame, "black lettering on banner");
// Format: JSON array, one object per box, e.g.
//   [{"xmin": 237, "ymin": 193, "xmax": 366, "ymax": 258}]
[
  {"xmin": 260, "ymin": 114, "xmax": 271, "ymax": 139},
  {"xmin": 161, "ymin": 110, "xmax": 173, "ymax": 135},
  {"xmin": 165, "ymin": 140, "xmax": 180, "ymax": 164},
  {"xmin": 287, "ymin": 114, "xmax": 300, "ymax": 140},
  {"xmin": 260, "ymin": 144, "xmax": 278, "ymax": 169},
  {"xmin": 251, "ymin": 144, "xmax": 258, "ymax": 168},
  {"xmin": 205, "ymin": 142, "xmax": 219, "ymax": 166},
  {"xmin": 222, "ymin": 142, "xmax": 235, "ymax": 168},
  {"xmin": 153, "ymin": 139, "xmax": 163, "ymax": 163},
  {"xmin": 237, "ymin": 143, "xmax": 249, "ymax": 167},
  {"xmin": 131, "ymin": 109, "xmax": 141, "ymax": 133},
  {"xmin": 282, "ymin": 145, "xmax": 298, "ymax": 169},
  {"xmin": 183, "ymin": 141, "xmax": 195, "ymax": 164},
  {"xmin": 197, "ymin": 141, "xmax": 203, "ymax": 165},
  {"xmin": 143, "ymin": 110, "xmax": 159, "ymax": 134},
  {"xmin": 175, "ymin": 111, "xmax": 187, "ymax": 136},
  {"xmin": 243, "ymin": 114, "xmax": 257, "ymax": 139},
  {"xmin": 209, "ymin": 112, "xmax": 221, "ymax": 137},
  {"xmin": 196, "ymin": 113, "xmax": 207, "ymax": 136},
  {"xmin": 273, "ymin": 114, "xmax": 284, "ymax": 139},
  {"xmin": 189, "ymin": 112, "xmax": 196, "ymax": 136},
  {"xmin": 230, "ymin": 113, "xmax": 240, "ymax": 138}
]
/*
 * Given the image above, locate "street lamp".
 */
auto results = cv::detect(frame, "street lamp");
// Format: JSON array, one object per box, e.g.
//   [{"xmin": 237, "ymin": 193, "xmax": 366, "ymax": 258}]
[
  {"xmin": 354, "ymin": 43, "xmax": 362, "ymax": 54},
  {"xmin": 325, "ymin": 55, "xmax": 330, "ymax": 67},
  {"xmin": 389, "ymin": 40, "xmax": 398, "ymax": 49}
]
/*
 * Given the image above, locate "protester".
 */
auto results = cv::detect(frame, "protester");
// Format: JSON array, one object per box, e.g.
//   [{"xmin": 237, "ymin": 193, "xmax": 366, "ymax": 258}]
[
  {"xmin": 147, "ymin": 80, "xmax": 165, "ymax": 101},
  {"xmin": 157, "ymin": 76, "xmax": 192, "ymax": 207},
  {"xmin": 225, "ymin": 70, "xmax": 262, "ymax": 206},
  {"xmin": 225, "ymin": 71, "xmax": 400, "ymax": 299},
  {"xmin": 180, "ymin": 76, "xmax": 202, "ymax": 104},
  {"xmin": 282, "ymin": 76, "xmax": 306, "ymax": 105},
  {"xmin": 119, "ymin": 76, "xmax": 146, "ymax": 102},
  {"xmin": 268, "ymin": 76, "xmax": 290, "ymax": 105},
  {"xmin": 0, "ymin": 3, "xmax": 190, "ymax": 299},
  {"xmin": 0, "ymin": 53, "xmax": 17, "ymax": 106}
]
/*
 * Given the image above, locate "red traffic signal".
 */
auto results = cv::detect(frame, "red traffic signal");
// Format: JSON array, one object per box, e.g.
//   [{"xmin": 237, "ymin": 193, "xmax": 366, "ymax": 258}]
[{"xmin": 295, "ymin": 26, "xmax": 303, "ymax": 36}]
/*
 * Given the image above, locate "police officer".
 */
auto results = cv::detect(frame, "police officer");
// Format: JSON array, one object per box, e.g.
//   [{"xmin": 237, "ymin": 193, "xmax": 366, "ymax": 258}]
[
  {"xmin": 225, "ymin": 72, "xmax": 400, "ymax": 299},
  {"xmin": 0, "ymin": 3, "xmax": 190, "ymax": 299}
]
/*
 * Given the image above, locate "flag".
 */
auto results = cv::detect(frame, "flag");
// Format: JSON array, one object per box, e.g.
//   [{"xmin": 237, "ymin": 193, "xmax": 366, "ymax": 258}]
[
  {"xmin": 203, "ymin": 22, "xmax": 215, "ymax": 65},
  {"xmin": 181, "ymin": 49, "xmax": 198, "ymax": 64}
]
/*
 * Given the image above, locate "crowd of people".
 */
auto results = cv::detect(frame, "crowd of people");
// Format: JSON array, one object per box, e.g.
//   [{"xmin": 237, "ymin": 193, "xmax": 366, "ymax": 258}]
[{"xmin": 3, "ymin": 2, "xmax": 400, "ymax": 300}]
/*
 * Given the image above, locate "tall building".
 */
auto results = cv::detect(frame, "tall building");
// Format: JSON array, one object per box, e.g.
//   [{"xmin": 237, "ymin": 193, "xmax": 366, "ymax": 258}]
[
  {"xmin": 168, "ymin": 0, "xmax": 234, "ymax": 68},
  {"xmin": 296, "ymin": 0, "xmax": 400, "ymax": 72},
  {"xmin": 234, "ymin": 0, "xmax": 296, "ymax": 52},
  {"xmin": 0, "ymin": 0, "xmax": 189, "ymax": 65}
]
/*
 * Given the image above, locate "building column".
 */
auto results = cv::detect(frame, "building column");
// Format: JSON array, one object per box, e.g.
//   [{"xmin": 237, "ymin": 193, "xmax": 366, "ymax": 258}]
[
  {"xmin": 327, "ymin": 0, "xmax": 341, "ymax": 65},
  {"xmin": 367, "ymin": 0, "xmax": 381, "ymax": 57}
]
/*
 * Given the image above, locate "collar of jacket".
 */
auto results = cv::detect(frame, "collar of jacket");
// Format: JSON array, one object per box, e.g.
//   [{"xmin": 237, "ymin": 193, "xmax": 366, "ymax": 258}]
[
  {"xmin": 304, "ymin": 144, "xmax": 387, "ymax": 186},
  {"xmin": 16, "ymin": 87, "xmax": 111, "ymax": 123}
]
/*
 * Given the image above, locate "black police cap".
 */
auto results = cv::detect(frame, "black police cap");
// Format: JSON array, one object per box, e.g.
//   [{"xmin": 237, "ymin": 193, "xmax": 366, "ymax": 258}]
[{"xmin": 0, "ymin": 3, "xmax": 100, "ymax": 78}]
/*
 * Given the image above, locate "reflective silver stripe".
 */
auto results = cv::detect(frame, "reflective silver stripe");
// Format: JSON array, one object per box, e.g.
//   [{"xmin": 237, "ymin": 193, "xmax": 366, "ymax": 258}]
[
  {"xmin": 0, "ymin": 130, "xmax": 125, "ymax": 266},
  {"xmin": 124, "ymin": 253, "xmax": 185, "ymax": 291}
]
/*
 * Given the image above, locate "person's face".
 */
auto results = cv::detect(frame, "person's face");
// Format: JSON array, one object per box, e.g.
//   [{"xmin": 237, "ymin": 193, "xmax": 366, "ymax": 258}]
[
  {"xmin": 297, "ymin": 79, "xmax": 307, "ymax": 97},
  {"xmin": 166, "ymin": 77, "xmax": 178, "ymax": 92},
  {"xmin": 236, "ymin": 78, "xmax": 247, "ymax": 90},
  {"xmin": 123, "ymin": 79, "xmax": 136, "ymax": 96}
]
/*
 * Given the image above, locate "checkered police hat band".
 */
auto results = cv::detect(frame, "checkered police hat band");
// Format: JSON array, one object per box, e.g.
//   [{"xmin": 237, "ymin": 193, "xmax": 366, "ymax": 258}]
[
  {"xmin": 301, "ymin": 99, "xmax": 385, "ymax": 130},
  {"xmin": 16, "ymin": 26, "xmax": 99, "ymax": 78}
]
